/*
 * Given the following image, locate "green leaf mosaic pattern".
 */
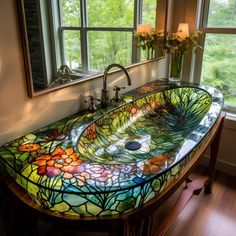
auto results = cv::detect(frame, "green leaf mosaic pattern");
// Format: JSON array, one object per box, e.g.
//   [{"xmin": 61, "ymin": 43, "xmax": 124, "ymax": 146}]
[{"xmin": 0, "ymin": 82, "xmax": 223, "ymax": 216}]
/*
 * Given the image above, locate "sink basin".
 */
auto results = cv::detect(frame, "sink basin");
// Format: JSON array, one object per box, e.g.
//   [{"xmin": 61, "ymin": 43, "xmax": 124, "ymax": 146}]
[
  {"xmin": 0, "ymin": 83, "xmax": 223, "ymax": 217},
  {"xmin": 78, "ymin": 87, "xmax": 212, "ymax": 169}
]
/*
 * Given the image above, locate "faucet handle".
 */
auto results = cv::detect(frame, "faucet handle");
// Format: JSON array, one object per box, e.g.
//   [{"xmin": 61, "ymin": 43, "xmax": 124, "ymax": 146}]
[
  {"xmin": 84, "ymin": 96, "xmax": 101, "ymax": 112},
  {"xmin": 113, "ymin": 86, "xmax": 125, "ymax": 102}
]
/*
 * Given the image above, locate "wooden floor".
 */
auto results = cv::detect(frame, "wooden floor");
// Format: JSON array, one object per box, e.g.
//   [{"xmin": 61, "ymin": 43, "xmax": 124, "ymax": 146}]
[
  {"xmin": 1, "ymin": 167, "xmax": 236, "ymax": 236},
  {"xmin": 167, "ymin": 168, "xmax": 236, "ymax": 236}
]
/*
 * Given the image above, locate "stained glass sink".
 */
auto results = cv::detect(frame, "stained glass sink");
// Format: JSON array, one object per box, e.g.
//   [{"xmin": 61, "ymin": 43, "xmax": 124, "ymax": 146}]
[
  {"xmin": 0, "ymin": 82, "xmax": 223, "ymax": 217},
  {"xmin": 78, "ymin": 87, "xmax": 212, "ymax": 167}
]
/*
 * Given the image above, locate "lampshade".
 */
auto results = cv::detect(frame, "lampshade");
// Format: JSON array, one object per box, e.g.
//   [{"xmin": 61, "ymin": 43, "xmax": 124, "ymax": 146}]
[{"xmin": 177, "ymin": 23, "xmax": 189, "ymax": 37}]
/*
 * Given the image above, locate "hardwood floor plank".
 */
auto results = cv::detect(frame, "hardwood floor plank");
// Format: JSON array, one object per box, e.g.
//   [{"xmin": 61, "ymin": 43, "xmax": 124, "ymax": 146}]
[{"xmin": 166, "ymin": 170, "xmax": 236, "ymax": 236}]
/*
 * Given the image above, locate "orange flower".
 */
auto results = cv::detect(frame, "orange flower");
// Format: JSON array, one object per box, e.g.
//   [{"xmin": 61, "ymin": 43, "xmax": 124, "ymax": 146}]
[
  {"xmin": 142, "ymin": 153, "xmax": 174, "ymax": 175},
  {"xmin": 18, "ymin": 143, "xmax": 41, "ymax": 153},
  {"xmin": 32, "ymin": 147, "xmax": 84, "ymax": 178},
  {"xmin": 130, "ymin": 106, "xmax": 138, "ymax": 115},
  {"xmin": 124, "ymin": 104, "xmax": 139, "ymax": 115},
  {"xmin": 149, "ymin": 99, "xmax": 161, "ymax": 110}
]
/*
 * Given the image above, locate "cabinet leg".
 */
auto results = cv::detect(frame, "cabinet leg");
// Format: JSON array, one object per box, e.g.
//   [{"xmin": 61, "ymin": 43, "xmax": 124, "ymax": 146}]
[{"xmin": 204, "ymin": 113, "xmax": 225, "ymax": 194}]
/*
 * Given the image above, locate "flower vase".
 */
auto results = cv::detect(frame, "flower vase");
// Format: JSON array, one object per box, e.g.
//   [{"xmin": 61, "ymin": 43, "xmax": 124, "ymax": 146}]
[
  {"xmin": 169, "ymin": 50, "xmax": 184, "ymax": 82},
  {"xmin": 145, "ymin": 46, "xmax": 154, "ymax": 60},
  {"xmin": 146, "ymin": 47, "xmax": 151, "ymax": 60}
]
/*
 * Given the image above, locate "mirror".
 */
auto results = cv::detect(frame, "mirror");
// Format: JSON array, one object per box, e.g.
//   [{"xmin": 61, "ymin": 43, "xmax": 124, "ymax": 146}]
[{"xmin": 17, "ymin": 0, "xmax": 168, "ymax": 97}]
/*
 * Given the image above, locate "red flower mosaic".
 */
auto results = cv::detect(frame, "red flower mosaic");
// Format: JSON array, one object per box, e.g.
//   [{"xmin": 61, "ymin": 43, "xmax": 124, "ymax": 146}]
[
  {"xmin": 32, "ymin": 147, "xmax": 84, "ymax": 178},
  {"xmin": 18, "ymin": 143, "xmax": 41, "ymax": 153}
]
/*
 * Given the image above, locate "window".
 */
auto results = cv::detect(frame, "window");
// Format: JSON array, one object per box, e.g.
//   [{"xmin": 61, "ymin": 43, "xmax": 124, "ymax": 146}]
[
  {"xmin": 200, "ymin": 0, "xmax": 236, "ymax": 112},
  {"xmin": 51, "ymin": 0, "xmax": 157, "ymax": 76}
]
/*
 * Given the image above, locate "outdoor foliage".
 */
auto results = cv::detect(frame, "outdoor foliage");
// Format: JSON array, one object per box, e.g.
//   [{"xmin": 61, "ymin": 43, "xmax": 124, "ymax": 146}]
[
  {"xmin": 201, "ymin": 0, "xmax": 236, "ymax": 107},
  {"xmin": 61, "ymin": 0, "xmax": 157, "ymax": 72}
]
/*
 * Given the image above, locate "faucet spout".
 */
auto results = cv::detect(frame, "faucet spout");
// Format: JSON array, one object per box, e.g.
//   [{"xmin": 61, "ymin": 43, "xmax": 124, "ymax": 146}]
[{"xmin": 101, "ymin": 63, "xmax": 131, "ymax": 108}]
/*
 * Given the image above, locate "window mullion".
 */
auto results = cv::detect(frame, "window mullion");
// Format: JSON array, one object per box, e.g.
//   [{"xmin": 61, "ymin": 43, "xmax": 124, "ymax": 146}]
[
  {"xmin": 133, "ymin": 0, "xmax": 142, "ymax": 63},
  {"xmin": 85, "ymin": 27, "xmax": 134, "ymax": 31},
  {"xmin": 52, "ymin": 0, "xmax": 64, "ymax": 69},
  {"xmin": 202, "ymin": 0, "xmax": 210, "ymax": 28},
  {"xmin": 202, "ymin": 27, "xmax": 236, "ymax": 34},
  {"xmin": 80, "ymin": 0, "xmax": 88, "ymax": 73},
  {"xmin": 193, "ymin": 0, "xmax": 208, "ymax": 84}
]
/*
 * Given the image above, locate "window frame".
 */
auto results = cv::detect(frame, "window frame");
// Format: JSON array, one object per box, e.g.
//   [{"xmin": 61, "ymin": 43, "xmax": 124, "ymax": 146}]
[
  {"xmin": 195, "ymin": 0, "xmax": 236, "ymax": 113},
  {"xmin": 50, "ymin": 0, "xmax": 152, "ymax": 77}
]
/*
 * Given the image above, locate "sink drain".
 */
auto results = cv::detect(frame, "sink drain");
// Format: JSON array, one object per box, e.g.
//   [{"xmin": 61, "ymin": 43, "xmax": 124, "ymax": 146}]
[{"xmin": 125, "ymin": 141, "xmax": 141, "ymax": 151}]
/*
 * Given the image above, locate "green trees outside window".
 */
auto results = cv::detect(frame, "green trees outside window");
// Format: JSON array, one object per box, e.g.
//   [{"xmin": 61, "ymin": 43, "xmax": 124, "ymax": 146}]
[
  {"xmin": 59, "ymin": 0, "xmax": 157, "ymax": 74},
  {"xmin": 202, "ymin": 34, "xmax": 236, "ymax": 106},
  {"xmin": 201, "ymin": 0, "xmax": 236, "ymax": 108},
  {"xmin": 86, "ymin": 0, "xmax": 134, "ymax": 27}
]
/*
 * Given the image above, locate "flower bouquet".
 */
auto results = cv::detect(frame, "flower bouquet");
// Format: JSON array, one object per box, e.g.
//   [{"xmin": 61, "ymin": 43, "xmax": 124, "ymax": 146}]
[
  {"xmin": 134, "ymin": 24, "xmax": 165, "ymax": 60},
  {"xmin": 166, "ymin": 23, "xmax": 202, "ymax": 81}
]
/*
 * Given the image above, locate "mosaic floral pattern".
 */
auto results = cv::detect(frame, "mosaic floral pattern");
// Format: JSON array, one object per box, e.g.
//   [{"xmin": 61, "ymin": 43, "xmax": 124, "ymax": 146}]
[
  {"xmin": 18, "ymin": 143, "xmax": 41, "ymax": 153},
  {"xmin": 0, "ymin": 82, "xmax": 223, "ymax": 217},
  {"xmin": 32, "ymin": 147, "xmax": 84, "ymax": 178}
]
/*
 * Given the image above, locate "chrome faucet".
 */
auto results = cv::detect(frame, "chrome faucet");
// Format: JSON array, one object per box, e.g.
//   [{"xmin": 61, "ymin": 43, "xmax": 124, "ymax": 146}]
[
  {"xmin": 57, "ymin": 64, "xmax": 73, "ymax": 82},
  {"xmin": 101, "ymin": 63, "xmax": 132, "ymax": 108}
]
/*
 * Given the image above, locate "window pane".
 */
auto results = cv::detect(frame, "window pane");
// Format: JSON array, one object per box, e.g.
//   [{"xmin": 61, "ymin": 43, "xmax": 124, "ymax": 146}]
[
  {"xmin": 88, "ymin": 31, "xmax": 132, "ymax": 71},
  {"xmin": 63, "ymin": 31, "xmax": 81, "ymax": 70},
  {"xmin": 142, "ymin": 0, "xmax": 157, "ymax": 26},
  {"xmin": 201, "ymin": 34, "xmax": 236, "ymax": 107},
  {"xmin": 87, "ymin": 0, "xmax": 134, "ymax": 27},
  {"xmin": 61, "ymin": 0, "xmax": 81, "ymax": 27},
  {"xmin": 207, "ymin": 0, "xmax": 236, "ymax": 27}
]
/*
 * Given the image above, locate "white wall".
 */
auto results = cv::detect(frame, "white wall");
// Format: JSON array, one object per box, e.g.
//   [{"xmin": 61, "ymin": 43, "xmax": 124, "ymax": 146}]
[
  {"xmin": 213, "ymin": 116, "xmax": 236, "ymax": 175},
  {"xmin": 0, "ymin": 0, "xmax": 168, "ymax": 146}
]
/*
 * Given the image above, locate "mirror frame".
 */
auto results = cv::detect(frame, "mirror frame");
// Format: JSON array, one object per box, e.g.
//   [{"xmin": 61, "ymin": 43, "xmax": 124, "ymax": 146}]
[{"xmin": 17, "ymin": 0, "xmax": 169, "ymax": 98}]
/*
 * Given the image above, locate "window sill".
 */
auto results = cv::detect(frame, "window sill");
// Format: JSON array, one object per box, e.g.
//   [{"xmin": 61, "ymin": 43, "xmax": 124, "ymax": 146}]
[{"xmin": 222, "ymin": 111, "xmax": 236, "ymax": 130}]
